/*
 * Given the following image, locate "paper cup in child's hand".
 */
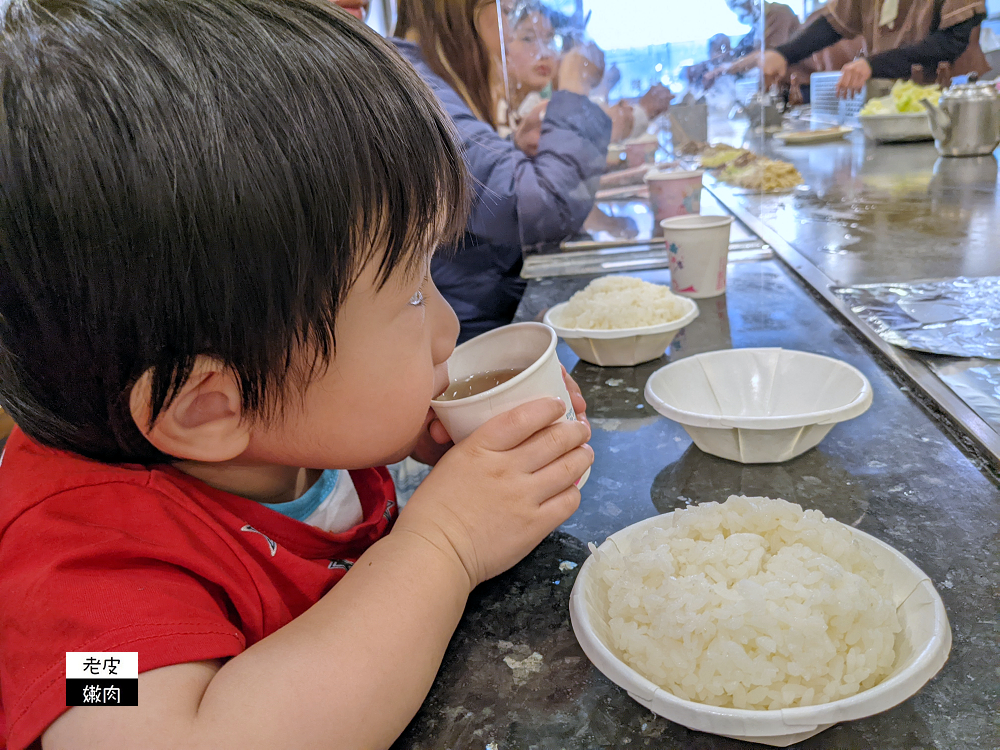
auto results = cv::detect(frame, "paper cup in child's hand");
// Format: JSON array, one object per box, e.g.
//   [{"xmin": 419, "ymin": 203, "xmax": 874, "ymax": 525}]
[
  {"xmin": 661, "ymin": 214, "xmax": 734, "ymax": 299},
  {"xmin": 432, "ymin": 322, "xmax": 591, "ymax": 488},
  {"xmin": 644, "ymin": 168, "xmax": 703, "ymax": 233}
]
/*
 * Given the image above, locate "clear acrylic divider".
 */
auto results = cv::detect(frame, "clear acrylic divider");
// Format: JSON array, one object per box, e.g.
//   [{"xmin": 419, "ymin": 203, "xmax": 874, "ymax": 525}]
[{"xmin": 496, "ymin": 0, "xmax": 772, "ymax": 275}]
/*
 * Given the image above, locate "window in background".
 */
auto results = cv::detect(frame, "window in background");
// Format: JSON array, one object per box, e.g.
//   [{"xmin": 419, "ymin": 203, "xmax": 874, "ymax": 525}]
[
  {"xmin": 581, "ymin": 0, "xmax": 753, "ymax": 95},
  {"xmin": 584, "ymin": 0, "xmax": 748, "ymax": 50},
  {"xmin": 366, "ymin": 0, "xmax": 393, "ymax": 37}
]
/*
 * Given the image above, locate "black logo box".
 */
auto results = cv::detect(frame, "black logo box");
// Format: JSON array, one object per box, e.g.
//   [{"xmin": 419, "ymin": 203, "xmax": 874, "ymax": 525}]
[{"xmin": 66, "ymin": 678, "xmax": 139, "ymax": 707}]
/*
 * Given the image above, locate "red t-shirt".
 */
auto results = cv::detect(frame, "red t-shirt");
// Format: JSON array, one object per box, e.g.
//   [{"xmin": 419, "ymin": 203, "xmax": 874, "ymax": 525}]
[{"xmin": 0, "ymin": 429, "xmax": 397, "ymax": 750}]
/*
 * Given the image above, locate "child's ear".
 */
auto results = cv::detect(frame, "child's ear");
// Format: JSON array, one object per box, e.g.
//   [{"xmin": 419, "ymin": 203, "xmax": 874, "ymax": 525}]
[{"xmin": 129, "ymin": 356, "xmax": 251, "ymax": 462}]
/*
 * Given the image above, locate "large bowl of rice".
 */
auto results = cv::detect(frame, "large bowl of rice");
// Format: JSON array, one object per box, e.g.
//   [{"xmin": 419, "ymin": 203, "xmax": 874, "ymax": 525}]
[
  {"xmin": 570, "ymin": 496, "xmax": 951, "ymax": 747},
  {"xmin": 544, "ymin": 276, "xmax": 699, "ymax": 367}
]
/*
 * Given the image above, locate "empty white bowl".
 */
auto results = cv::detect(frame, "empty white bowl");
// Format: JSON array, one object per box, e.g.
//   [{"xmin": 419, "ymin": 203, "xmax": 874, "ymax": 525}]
[
  {"xmin": 570, "ymin": 512, "xmax": 951, "ymax": 747},
  {"xmin": 643, "ymin": 348, "xmax": 872, "ymax": 463},
  {"xmin": 543, "ymin": 299, "xmax": 699, "ymax": 367}
]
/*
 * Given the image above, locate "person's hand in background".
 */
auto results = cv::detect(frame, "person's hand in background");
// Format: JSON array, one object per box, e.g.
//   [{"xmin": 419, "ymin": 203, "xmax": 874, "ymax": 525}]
[
  {"xmin": 724, "ymin": 57, "xmax": 746, "ymax": 75},
  {"xmin": 638, "ymin": 83, "xmax": 673, "ymax": 118},
  {"xmin": 558, "ymin": 41, "xmax": 605, "ymax": 95},
  {"xmin": 836, "ymin": 57, "xmax": 870, "ymax": 98},
  {"xmin": 727, "ymin": 49, "xmax": 779, "ymax": 78},
  {"xmin": 760, "ymin": 50, "xmax": 789, "ymax": 88},
  {"xmin": 701, "ymin": 65, "xmax": 726, "ymax": 87},
  {"xmin": 582, "ymin": 206, "xmax": 638, "ymax": 240},
  {"xmin": 604, "ymin": 100, "xmax": 635, "ymax": 143},
  {"xmin": 788, "ymin": 71, "xmax": 806, "ymax": 106},
  {"xmin": 513, "ymin": 101, "xmax": 548, "ymax": 157}
]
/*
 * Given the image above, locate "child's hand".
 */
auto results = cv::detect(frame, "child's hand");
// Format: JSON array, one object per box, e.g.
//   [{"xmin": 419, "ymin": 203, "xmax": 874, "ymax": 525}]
[
  {"xmin": 395, "ymin": 397, "xmax": 592, "ymax": 590},
  {"xmin": 561, "ymin": 365, "xmax": 589, "ymax": 427},
  {"xmin": 411, "ymin": 368, "xmax": 588, "ymax": 466},
  {"xmin": 410, "ymin": 408, "xmax": 453, "ymax": 466}
]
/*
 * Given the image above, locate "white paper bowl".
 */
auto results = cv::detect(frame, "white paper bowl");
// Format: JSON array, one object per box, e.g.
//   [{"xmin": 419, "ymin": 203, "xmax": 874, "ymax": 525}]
[
  {"xmin": 543, "ymin": 299, "xmax": 699, "ymax": 367},
  {"xmin": 643, "ymin": 348, "xmax": 872, "ymax": 463},
  {"xmin": 569, "ymin": 512, "xmax": 952, "ymax": 747}
]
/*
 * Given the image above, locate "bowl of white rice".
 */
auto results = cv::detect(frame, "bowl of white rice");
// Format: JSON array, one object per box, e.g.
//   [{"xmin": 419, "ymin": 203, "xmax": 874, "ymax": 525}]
[
  {"xmin": 570, "ymin": 496, "xmax": 951, "ymax": 746},
  {"xmin": 544, "ymin": 276, "xmax": 699, "ymax": 367},
  {"xmin": 644, "ymin": 348, "xmax": 873, "ymax": 463}
]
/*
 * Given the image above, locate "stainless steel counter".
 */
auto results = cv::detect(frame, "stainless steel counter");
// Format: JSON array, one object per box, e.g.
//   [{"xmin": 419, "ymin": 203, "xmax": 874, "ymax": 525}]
[
  {"xmin": 705, "ymin": 133, "xmax": 1000, "ymax": 466},
  {"xmin": 752, "ymin": 135, "xmax": 1000, "ymax": 286},
  {"xmin": 395, "ymin": 132, "xmax": 1000, "ymax": 750},
  {"xmin": 398, "ymin": 259, "xmax": 1000, "ymax": 750}
]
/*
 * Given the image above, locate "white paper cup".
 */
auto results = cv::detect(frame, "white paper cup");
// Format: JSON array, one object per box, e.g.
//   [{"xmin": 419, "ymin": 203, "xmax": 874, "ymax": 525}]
[
  {"xmin": 432, "ymin": 322, "xmax": 591, "ymax": 488},
  {"xmin": 660, "ymin": 215, "xmax": 734, "ymax": 299}
]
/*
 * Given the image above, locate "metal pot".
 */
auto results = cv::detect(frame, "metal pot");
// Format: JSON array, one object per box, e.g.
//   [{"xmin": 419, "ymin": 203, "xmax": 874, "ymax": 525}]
[
  {"xmin": 921, "ymin": 73, "xmax": 1000, "ymax": 157},
  {"xmin": 732, "ymin": 91, "xmax": 784, "ymax": 129}
]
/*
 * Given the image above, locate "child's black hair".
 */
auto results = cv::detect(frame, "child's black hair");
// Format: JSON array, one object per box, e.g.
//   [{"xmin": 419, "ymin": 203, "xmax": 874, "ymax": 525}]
[{"xmin": 0, "ymin": 0, "xmax": 468, "ymax": 463}]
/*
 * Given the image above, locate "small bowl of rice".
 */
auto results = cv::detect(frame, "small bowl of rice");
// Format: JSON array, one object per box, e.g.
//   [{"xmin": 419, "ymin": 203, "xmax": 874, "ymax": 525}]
[
  {"xmin": 569, "ymin": 496, "xmax": 951, "ymax": 747},
  {"xmin": 543, "ymin": 276, "xmax": 699, "ymax": 367}
]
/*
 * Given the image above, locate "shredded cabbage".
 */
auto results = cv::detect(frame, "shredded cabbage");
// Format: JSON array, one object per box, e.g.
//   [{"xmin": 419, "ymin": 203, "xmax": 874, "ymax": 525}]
[{"xmin": 860, "ymin": 80, "xmax": 940, "ymax": 115}]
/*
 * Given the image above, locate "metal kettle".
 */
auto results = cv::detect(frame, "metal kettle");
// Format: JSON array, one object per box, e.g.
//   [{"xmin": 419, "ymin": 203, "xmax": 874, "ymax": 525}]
[
  {"xmin": 921, "ymin": 73, "xmax": 1000, "ymax": 157},
  {"xmin": 731, "ymin": 90, "xmax": 785, "ymax": 129}
]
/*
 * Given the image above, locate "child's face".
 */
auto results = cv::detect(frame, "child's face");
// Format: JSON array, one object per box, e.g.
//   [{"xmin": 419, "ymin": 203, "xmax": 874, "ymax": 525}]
[
  {"xmin": 245, "ymin": 259, "xmax": 459, "ymax": 470},
  {"xmin": 506, "ymin": 13, "xmax": 557, "ymax": 94}
]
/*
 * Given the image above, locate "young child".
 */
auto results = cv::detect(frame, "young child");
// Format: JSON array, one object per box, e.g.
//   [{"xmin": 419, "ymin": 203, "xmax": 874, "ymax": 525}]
[{"xmin": 0, "ymin": 1, "xmax": 593, "ymax": 748}]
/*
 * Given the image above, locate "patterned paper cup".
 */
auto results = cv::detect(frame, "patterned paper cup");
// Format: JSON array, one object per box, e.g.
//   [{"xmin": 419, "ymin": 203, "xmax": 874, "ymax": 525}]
[
  {"xmin": 661, "ymin": 215, "xmax": 734, "ymax": 299},
  {"xmin": 606, "ymin": 144, "xmax": 626, "ymax": 169},
  {"xmin": 644, "ymin": 169, "xmax": 703, "ymax": 234},
  {"xmin": 623, "ymin": 134, "xmax": 660, "ymax": 167}
]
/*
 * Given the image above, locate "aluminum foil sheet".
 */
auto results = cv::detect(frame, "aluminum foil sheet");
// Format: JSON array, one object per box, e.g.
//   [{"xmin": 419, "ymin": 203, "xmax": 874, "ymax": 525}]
[
  {"xmin": 832, "ymin": 276, "xmax": 1000, "ymax": 359},
  {"xmin": 931, "ymin": 359, "xmax": 1000, "ymax": 432}
]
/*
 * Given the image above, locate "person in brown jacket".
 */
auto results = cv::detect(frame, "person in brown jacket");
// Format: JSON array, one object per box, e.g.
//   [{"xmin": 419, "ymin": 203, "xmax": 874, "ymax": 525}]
[
  {"xmin": 727, "ymin": 1, "xmax": 803, "ymax": 57},
  {"xmin": 723, "ymin": 2, "xmax": 861, "ymax": 102},
  {"xmin": 703, "ymin": 3, "xmax": 802, "ymax": 86},
  {"xmin": 804, "ymin": 7, "xmax": 866, "ymax": 73},
  {"xmin": 787, "ymin": 8, "xmax": 866, "ymax": 103},
  {"xmin": 759, "ymin": 0, "xmax": 988, "ymax": 97}
]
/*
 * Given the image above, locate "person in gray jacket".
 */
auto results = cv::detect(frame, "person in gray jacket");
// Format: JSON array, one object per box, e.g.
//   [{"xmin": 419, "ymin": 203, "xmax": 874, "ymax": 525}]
[{"xmin": 394, "ymin": 0, "xmax": 612, "ymax": 342}]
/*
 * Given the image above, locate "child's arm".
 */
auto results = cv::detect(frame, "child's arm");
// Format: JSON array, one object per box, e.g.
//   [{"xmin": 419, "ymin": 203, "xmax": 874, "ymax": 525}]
[{"xmin": 43, "ymin": 397, "xmax": 592, "ymax": 750}]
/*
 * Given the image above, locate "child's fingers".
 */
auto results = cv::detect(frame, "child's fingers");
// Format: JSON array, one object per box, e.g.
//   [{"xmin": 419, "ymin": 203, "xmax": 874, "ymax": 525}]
[
  {"xmin": 428, "ymin": 418, "xmax": 452, "ymax": 445},
  {"xmin": 470, "ymin": 397, "xmax": 568, "ymax": 452},
  {"xmin": 533, "ymin": 484, "xmax": 583, "ymax": 532},
  {"xmin": 531, "ymin": 443, "xmax": 594, "ymax": 500},
  {"xmin": 512, "ymin": 419, "xmax": 591, "ymax": 473},
  {"xmin": 561, "ymin": 367, "xmax": 589, "ymax": 424},
  {"xmin": 569, "ymin": 390, "xmax": 588, "ymax": 425}
]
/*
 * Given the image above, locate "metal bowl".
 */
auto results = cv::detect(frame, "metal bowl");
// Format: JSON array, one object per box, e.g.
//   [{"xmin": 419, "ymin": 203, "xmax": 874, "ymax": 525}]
[{"xmin": 859, "ymin": 112, "xmax": 934, "ymax": 143}]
